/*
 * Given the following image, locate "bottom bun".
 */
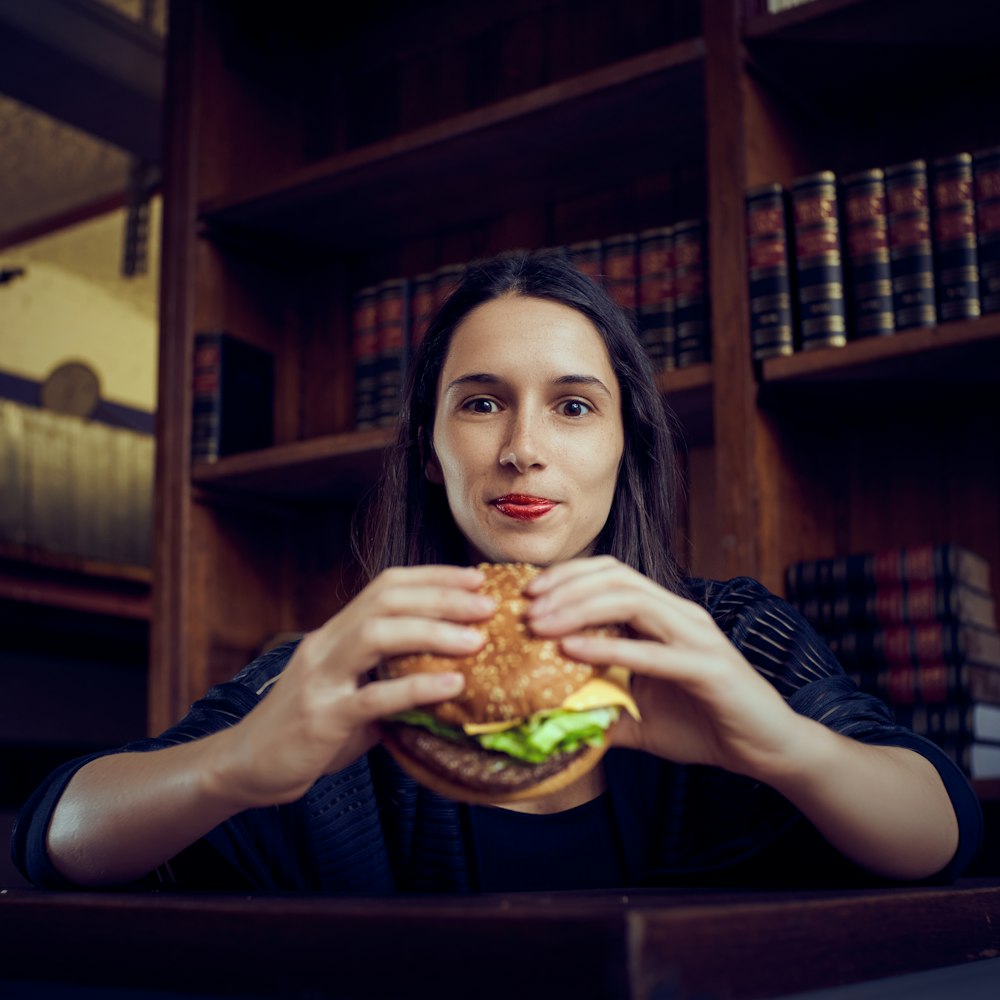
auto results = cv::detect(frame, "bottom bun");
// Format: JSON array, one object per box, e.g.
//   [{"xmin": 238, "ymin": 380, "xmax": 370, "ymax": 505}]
[{"xmin": 380, "ymin": 721, "xmax": 615, "ymax": 806}]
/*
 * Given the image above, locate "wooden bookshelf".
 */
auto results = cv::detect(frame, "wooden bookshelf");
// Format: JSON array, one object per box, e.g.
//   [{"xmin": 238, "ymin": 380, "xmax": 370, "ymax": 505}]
[
  {"xmin": 0, "ymin": 544, "xmax": 151, "ymax": 621},
  {"xmin": 154, "ymin": 0, "xmax": 1000, "ymax": 825}
]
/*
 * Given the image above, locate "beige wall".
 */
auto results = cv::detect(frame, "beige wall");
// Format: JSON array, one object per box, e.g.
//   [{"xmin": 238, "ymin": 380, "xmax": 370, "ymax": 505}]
[{"xmin": 0, "ymin": 197, "xmax": 160, "ymax": 413}]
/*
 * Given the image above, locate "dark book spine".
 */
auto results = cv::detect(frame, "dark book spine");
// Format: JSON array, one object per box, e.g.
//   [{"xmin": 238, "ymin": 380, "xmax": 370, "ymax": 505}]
[
  {"xmin": 376, "ymin": 278, "xmax": 409, "ymax": 427},
  {"xmin": 828, "ymin": 622, "xmax": 1000, "ymax": 670},
  {"xmin": 973, "ymin": 146, "xmax": 1000, "ymax": 315},
  {"xmin": 568, "ymin": 239, "xmax": 603, "ymax": 284},
  {"xmin": 790, "ymin": 170, "xmax": 847, "ymax": 350},
  {"xmin": 892, "ymin": 703, "xmax": 999, "ymax": 742},
  {"xmin": 191, "ymin": 331, "xmax": 274, "ymax": 462},
  {"xmin": 603, "ymin": 232, "xmax": 638, "ymax": 315},
  {"xmin": 848, "ymin": 662, "xmax": 1000, "ymax": 707},
  {"xmin": 786, "ymin": 543, "xmax": 992, "ymax": 600},
  {"xmin": 673, "ymin": 218, "xmax": 711, "ymax": 367},
  {"xmin": 638, "ymin": 225, "xmax": 676, "ymax": 373},
  {"xmin": 885, "ymin": 159, "xmax": 937, "ymax": 330},
  {"xmin": 409, "ymin": 272, "xmax": 436, "ymax": 355},
  {"xmin": 840, "ymin": 168, "xmax": 895, "ymax": 338},
  {"xmin": 352, "ymin": 286, "xmax": 380, "ymax": 430},
  {"xmin": 745, "ymin": 182, "xmax": 796, "ymax": 360},
  {"xmin": 794, "ymin": 580, "xmax": 996, "ymax": 632},
  {"xmin": 191, "ymin": 332, "xmax": 224, "ymax": 464},
  {"xmin": 930, "ymin": 152, "xmax": 981, "ymax": 322},
  {"xmin": 433, "ymin": 263, "xmax": 465, "ymax": 311}
]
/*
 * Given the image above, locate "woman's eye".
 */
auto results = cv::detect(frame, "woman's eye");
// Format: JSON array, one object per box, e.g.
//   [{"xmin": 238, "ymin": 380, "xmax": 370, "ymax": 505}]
[
  {"xmin": 560, "ymin": 399, "xmax": 592, "ymax": 417},
  {"xmin": 466, "ymin": 397, "xmax": 498, "ymax": 414}
]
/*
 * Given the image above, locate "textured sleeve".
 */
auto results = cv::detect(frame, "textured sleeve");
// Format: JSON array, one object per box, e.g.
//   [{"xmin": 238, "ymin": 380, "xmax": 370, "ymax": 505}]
[
  {"xmin": 689, "ymin": 576, "xmax": 984, "ymax": 882},
  {"xmin": 11, "ymin": 642, "xmax": 307, "ymax": 890}
]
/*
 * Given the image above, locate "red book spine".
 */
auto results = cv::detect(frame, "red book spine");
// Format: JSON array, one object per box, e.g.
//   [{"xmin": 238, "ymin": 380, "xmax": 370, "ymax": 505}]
[
  {"xmin": 352, "ymin": 287, "xmax": 380, "ymax": 430},
  {"xmin": 973, "ymin": 146, "xmax": 1000, "ymax": 314},
  {"xmin": 603, "ymin": 233, "xmax": 638, "ymax": 313},
  {"xmin": 930, "ymin": 152, "xmax": 981, "ymax": 322}
]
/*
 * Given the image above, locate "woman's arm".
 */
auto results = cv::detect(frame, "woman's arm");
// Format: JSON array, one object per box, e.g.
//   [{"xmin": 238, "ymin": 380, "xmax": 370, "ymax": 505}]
[
  {"xmin": 44, "ymin": 565, "xmax": 492, "ymax": 886},
  {"xmin": 527, "ymin": 557, "xmax": 961, "ymax": 881}
]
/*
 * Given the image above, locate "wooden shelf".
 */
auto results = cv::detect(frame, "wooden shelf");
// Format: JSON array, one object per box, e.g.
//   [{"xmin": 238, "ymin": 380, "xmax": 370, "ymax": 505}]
[
  {"xmin": 0, "ymin": 544, "xmax": 151, "ymax": 621},
  {"xmin": 761, "ymin": 314, "xmax": 1000, "ymax": 388},
  {"xmin": 660, "ymin": 362, "xmax": 714, "ymax": 447},
  {"xmin": 200, "ymin": 40, "xmax": 707, "ymax": 252},
  {"xmin": 745, "ymin": 0, "xmax": 1000, "ymax": 47},
  {"xmin": 192, "ymin": 427, "xmax": 394, "ymax": 503}
]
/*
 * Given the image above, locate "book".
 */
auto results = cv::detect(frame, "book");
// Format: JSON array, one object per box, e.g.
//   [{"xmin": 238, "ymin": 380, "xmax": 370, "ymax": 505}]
[
  {"xmin": 929, "ymin": 152, "xmax": 981, "ymax": 322},
  {"xmin": 433, "ymin": 263, "xmax": 465, "ymax": 310},
  {"xmin": 827, "ymin": 622, "xmax": 1000, "ymax": 671},
  {"xmin": 794, "ymin": 579, "xmax": 997, "ymax": 633},
  {"xmin": 637, "ymin": 225, "xmax": 676, "ymax": 372},
  {"xmin": 893, "ymin": 701, "xmax": 1000, "ymax": 743},
  {"xmin": 409, "ymin": 272, "xmax": 436, "ymax": 354},
  {"xmin": 603, "ymin": 232, "xmax": 638, "ymax": 314},
  {"xmin": 973, "ymin": 145, "xmax": 1000, "ymax": 315},
  {"xmin": 673, "ymin": 218, "xmax": 711, "ymax": 367},
  {"xmin": 847, "ymin": 662, "xmax": 1000, "ymax": 707},
  {"xmin": 745, "ymin": 182, "xmax": 796, "ymax": 360},
  {"xmin": 567, "ymin": 239, "xmax": 603, "ymax": 284},
  {"xmin": 351, "ymin": 286, "xmax": 380, "ymax": 430},
  {"xmin": 789, "ymin": 171, "xmax": 846, "ymax": 351},
  {"xmin": 785, "ymin": 543, "xmax": 992, "ymax": 600},
  {"xmin": 840, "ymin": 168, "xmax": 894, "ymax": 338},
  {"xmin": 375, "ymin": 278, "xmax": 409, "ymax": 427},
  {"xmin": 191, "ymin": 331, "xmax": 274, "ymax": 462},
  {"xmin": 884, "ymin": 159, "xmax": 937, "ymax": 330},
  {"xmin": 937, "ymin": 739, "xmax": 1000, "ymax": 779}
]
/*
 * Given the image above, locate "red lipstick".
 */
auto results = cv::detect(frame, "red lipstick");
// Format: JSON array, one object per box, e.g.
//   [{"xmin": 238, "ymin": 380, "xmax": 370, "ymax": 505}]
[{"xmin": 493, "ymin": 494, "xmax": 556, "ymax": 521}]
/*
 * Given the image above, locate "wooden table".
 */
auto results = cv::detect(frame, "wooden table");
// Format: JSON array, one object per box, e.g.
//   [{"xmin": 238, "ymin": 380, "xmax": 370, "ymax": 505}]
[{"xmin": 2, "ymin": 879, "xmax": 999, "ymax": 999}]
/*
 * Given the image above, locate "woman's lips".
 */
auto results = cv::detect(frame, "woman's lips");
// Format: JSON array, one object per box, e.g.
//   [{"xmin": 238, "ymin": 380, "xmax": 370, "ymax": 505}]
[{"xmin": 493, "ymin": 494, "xmax": 557, "ymax": 521}]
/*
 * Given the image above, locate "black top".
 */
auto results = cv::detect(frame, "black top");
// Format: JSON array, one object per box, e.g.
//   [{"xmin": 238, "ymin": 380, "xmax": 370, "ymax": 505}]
[
  {"xmin": 469, "ymin": 793, "xmax": 627, "ymax": 892},
  {"xmin": 11, "ymin": 577, "xmax": 985, "ymax": 893}
]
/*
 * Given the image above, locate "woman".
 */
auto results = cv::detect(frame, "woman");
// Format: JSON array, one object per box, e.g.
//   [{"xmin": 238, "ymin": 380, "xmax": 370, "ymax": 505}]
[{"xmin": 14, "ymin": 250, "xmax": 981, "ymax": 892}]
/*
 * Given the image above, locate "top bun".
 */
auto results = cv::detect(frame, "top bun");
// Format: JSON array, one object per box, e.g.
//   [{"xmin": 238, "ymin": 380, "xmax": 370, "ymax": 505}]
[{"xmin": 382, "ymin": 562, "xmax": 622, "ymax": 728}]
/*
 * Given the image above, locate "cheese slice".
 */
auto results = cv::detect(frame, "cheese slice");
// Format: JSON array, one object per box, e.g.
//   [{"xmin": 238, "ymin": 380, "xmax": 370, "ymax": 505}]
[
  {"xmin": 562, "ymin": 667, "xmax": 640, "ymax": 720},
  {"xmin": 461, "ymin": 667, "xmax": 639, "ymax": 736}
]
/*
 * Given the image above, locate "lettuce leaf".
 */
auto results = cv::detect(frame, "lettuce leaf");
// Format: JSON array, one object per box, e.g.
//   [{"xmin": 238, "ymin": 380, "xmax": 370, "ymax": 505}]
[{"xmin": 389, "ymin": 707, "xmax": 619, "ymax": 764}]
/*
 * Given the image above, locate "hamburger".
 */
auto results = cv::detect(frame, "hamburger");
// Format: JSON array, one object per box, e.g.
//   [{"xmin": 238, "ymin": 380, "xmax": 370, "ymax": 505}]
[{"xmin": 379, "ymin": 562, "xmax": 639, "ymax": 805}]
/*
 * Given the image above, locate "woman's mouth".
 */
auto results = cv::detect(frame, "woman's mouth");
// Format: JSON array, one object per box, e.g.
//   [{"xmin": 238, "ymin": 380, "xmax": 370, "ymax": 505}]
[{"xmin": 492, "ymin": 494, "xmax": 557, "ymax": 521}]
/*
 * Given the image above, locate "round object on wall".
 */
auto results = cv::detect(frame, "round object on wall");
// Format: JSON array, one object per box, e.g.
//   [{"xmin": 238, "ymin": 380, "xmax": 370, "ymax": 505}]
[{"xmin": 39, "ymin": 361, "xmax": 102, "ymax": 418}]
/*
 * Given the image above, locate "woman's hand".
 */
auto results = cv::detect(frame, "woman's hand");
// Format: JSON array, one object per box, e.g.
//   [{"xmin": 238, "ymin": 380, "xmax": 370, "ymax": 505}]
[
  {"xmin": 525, "ymin": 556, "xmax": 807, "ymax": 781},
  {"xmin": 526, "ymin": 556, "xmax": 960, "ymax": 880},
  {"xmin": 215, "ymin": 565, "xmax": 495, "ymax": 809}
]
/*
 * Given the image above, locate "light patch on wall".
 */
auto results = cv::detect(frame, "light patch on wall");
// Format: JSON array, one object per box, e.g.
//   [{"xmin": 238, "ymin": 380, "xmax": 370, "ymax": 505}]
[{"xmin": 0, "ymin": 198, "xmax": 160, "ymax": 413}]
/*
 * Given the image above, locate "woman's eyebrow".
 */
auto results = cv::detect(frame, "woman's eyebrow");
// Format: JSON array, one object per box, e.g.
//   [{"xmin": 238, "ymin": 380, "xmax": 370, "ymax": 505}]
[
  {"xmin": 444, "ymin": 372, "xmax": 615, "ymax": 397},
  {"xmin": 553, "ymin": 374, "xmax": 615, "ymax": 398},
  {"xmin": 444, "ymin": 372, "xmax": 501, "ymax": 393}
]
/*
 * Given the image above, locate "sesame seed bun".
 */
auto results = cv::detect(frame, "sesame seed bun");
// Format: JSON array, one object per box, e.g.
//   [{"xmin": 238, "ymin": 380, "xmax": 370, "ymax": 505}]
[{"xmin": 378, "ymin": 562, "xmax": 630, "ymax": 805}]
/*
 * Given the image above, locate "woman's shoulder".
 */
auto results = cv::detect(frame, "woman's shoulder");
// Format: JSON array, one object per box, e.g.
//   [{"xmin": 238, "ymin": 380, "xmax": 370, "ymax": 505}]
[
  {"xmin": 226, "ymin": 638, "xmax": 302, "ymax": 698},
  {"xmin": 682, "ymin": 575, "xmax": 785, "ymax": 623}
]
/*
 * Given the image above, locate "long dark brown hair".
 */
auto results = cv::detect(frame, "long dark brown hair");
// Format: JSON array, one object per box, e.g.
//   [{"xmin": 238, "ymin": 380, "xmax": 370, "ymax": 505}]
[{"xmin": 355, "ymin": 248, "xmax": 687, "ymax": 593}]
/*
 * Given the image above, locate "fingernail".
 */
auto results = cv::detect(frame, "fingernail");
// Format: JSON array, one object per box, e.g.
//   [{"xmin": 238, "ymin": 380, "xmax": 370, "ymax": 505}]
[
  {"xmin": 459, "ymin": 627, "xmax": 485, "ymax": 644},
  {"xmin": 436, "ymin": 671, "xmax": 464, "ymax": 693}
]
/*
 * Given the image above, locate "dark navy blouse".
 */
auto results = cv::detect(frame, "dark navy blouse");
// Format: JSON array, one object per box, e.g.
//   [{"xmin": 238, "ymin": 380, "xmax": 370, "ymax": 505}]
[{"xmin": 12, "ymin": 577, "xmax": 984, "ymax": 892}]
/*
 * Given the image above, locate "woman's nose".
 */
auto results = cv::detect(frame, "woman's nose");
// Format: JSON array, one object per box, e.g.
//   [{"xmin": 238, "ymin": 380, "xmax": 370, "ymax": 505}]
[{"xmin": 499, "ymin": 417, "xmax": 544, "ymax": 472}]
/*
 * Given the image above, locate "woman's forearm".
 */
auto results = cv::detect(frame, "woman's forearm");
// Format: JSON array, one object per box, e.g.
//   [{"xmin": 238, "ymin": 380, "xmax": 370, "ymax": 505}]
[
  {"xmin": 46, "ymin": 730, "xmax": 250, "ymax": 887},
  {"xmin": 762, "ymin": 717, "xmax": 959, "ymax": 881}
]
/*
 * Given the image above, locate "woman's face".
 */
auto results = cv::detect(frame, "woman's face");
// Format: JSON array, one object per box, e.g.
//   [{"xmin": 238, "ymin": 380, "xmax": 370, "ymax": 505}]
[{"xmin": 427, "ymin": 294, "xmax": 625, "ymax": 566}]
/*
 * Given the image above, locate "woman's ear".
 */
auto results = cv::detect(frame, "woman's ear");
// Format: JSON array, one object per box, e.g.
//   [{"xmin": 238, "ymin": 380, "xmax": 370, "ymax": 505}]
[
  {"xmin": 424, "ymin": 449, "xmax": 444, "ymax": 484},
  {"xmin": 421, "ymin": 430, "xmax": 445, "ymax": 484}
]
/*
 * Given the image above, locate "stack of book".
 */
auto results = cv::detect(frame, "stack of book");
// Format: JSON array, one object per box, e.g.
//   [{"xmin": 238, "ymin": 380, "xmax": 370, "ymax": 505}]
[
  {"xmin": 785, "ymin": 543, "xmax": 1000, "ymax": 779},
  {"xmin": 746, "ymin": 144, "xmax": 1000, "ymax": 363}
]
